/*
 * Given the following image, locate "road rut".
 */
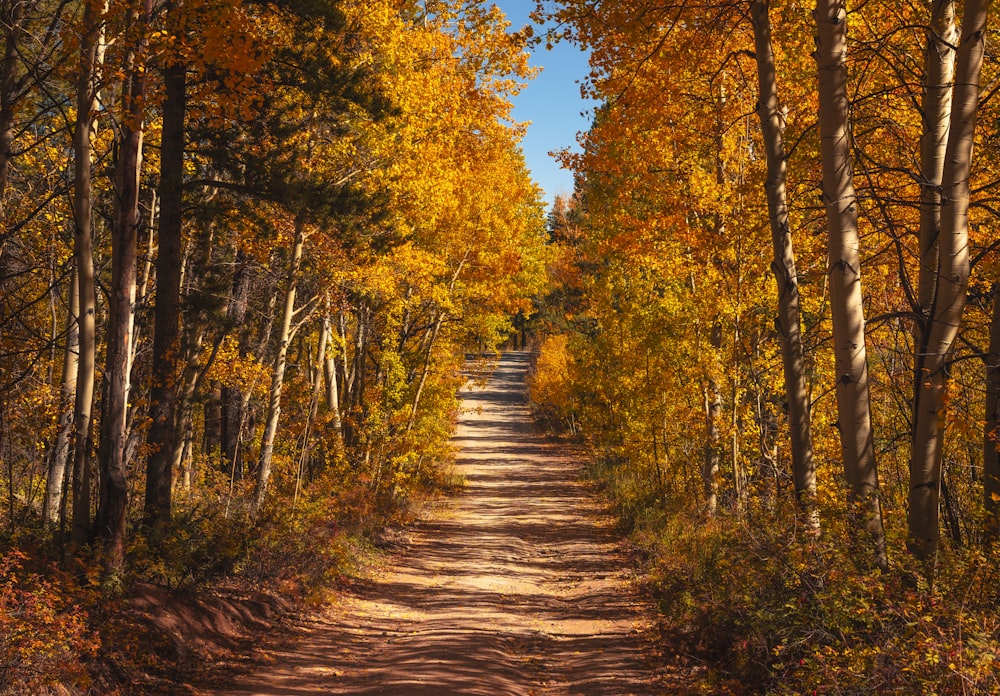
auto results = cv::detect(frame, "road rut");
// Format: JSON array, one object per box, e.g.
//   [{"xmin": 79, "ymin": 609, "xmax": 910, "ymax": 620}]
[{"xmin": 218, "ymin": 352, "xmax": 664, "ymax": 695}]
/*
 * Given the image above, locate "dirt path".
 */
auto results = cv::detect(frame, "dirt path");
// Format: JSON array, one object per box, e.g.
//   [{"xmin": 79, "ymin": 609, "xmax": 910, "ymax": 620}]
[{"xmin": 217, "ymin": 353, "xmax": 666, "ymax": 695}]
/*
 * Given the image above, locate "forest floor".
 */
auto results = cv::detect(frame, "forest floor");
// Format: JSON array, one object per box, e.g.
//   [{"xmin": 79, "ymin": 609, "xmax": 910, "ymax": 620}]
[{"xmin": 191, "ymin": 352, "xmax": 676, "ymax": 695}]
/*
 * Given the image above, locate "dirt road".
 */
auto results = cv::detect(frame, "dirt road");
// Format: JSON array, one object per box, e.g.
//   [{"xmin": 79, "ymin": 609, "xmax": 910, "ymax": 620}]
[{"xmin": 219, "ymin": 352, "xmax": 665, "ymax": 695}]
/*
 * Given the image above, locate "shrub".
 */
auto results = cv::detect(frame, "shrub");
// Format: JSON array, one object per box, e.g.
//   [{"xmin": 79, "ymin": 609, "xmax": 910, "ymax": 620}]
[{"xmin": 0, "ymin": 550, "xmax": 96, "ymax": 695}]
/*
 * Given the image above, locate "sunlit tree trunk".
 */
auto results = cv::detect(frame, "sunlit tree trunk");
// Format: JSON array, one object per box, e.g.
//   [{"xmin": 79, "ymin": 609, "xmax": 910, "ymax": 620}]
[
  {"xmin": 44, "ymin": 268, "xmax": 79, "ymax": 524},
  {"xmin": 703, "ymin": 376, "xmax": 721, "ymax": 517},
  {"xmin": 341, "ymin": 305, "xmax": 368, "ymax": 450},
  {"xmin": 407, "ymin": 254, "xmax": 466, "ymax": 434},
  {"xmin": 97, "ymin": 0, "xmax": 154, "ymax": 572},
  {"xmin": 407, "ymin": 312, "xmax": 445, "ymax": 434},
  {"xmin": 985, "ymin": 285, "xmax": 1000, "ymax": 542},
  {"xmin": 917, "ymin": 0, "xmax": 957, "ymax": 325},
  {"xmin": 322, "ymin": 311, "xmax": 343, "ymax": 438},
  {"xmin": 909, "ymin": 0, "xmax": 988, "ymax": 563},
  {"xmin": 145, "ymin": 61, "xmax": 186, "ymax": 526},
  {"xmin": 173, "ymin": 328, "xmax": 206, "ymax": 490},
  {"xmin": 814, "ymin": 0, "xmax": 887, "ymax": 568},
  {"xmin": 253, "ymin": 216, "xmax": 306, "ymax": 513},
  {"xmin": 70, "ymin": 0, "xmax": 106, "ymax": 546},
  {"xmin": 751, "ymin": 0, "xmax": 817, "ymax": 525},
  {"xmin": 295, "ymin": 321, "xmax": 328, "ymax": 504}
]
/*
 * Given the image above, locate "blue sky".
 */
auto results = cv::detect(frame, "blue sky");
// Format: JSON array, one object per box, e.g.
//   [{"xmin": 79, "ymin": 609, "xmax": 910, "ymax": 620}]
[{"xmin": 492, "ymin": 1, "xmax": 595, "ymax": 209}]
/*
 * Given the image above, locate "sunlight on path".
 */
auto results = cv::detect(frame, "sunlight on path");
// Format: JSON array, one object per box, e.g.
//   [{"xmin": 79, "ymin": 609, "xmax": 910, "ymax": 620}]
[{"xmin": 215, "ymin": 352, "xmax": 666, "ymax": 695}]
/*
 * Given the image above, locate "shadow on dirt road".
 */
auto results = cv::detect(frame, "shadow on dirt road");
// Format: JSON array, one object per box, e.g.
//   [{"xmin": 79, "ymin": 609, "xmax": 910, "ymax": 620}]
[{"xmin": 216, "ymin": 352, "xmax": 666, "ymax": 695}]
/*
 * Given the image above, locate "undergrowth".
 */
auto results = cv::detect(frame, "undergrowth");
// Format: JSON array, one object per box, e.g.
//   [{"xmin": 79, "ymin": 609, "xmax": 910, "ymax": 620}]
[
  {"xmin": 0, "ymin": 469, "xmax": 439, "ymax": 694},
  {"xmin": 587, "ymin": 456, "xmax": 1000, "ymax": 695}
]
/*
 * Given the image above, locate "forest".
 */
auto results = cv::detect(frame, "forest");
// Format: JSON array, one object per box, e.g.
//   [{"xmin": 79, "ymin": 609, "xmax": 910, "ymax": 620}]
[
  {"xmin": 1, "ymin": 0, "xmax": 547, "ymax": 690},
  {"xmin": 1, "ymin": 0, "xmax": 999, "ymax": 693},
  {"xmin": 529, "ymin": 0, "xmax": 1000, "ymax": 692}
]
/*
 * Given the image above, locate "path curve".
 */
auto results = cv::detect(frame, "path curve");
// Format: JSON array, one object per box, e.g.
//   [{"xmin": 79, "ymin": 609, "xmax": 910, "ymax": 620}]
[{"xmin": 218, "ymin": 352, "xmax": 665, "ymax": 695}]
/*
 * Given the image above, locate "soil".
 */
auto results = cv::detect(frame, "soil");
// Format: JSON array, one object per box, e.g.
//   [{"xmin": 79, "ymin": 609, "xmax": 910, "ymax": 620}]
[{"xmin": 196, "ymin": 352, "xmax": 672, "ymax": 695}]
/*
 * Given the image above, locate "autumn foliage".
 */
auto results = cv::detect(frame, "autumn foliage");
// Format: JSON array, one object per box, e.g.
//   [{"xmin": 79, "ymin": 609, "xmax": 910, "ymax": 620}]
[
  {"xmin": 0, "ymin": 0, "xmax": 545, "ymax": 688},
  {"xmin": 528, "ymin": 0, "xmax": 1000, "ymax": 692}
]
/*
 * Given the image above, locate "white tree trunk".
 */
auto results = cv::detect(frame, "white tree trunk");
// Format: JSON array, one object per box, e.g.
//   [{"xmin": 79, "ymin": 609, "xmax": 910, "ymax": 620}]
[
  {"xmin": 69, "ymin": 0, "xmax": 105, "ymax": 546},
  {"xmin": 253, "ymin": 217, "xmax": 306, "ymax": 513},
  {"xmin": 917, "ymin": 0, "xmax": 958, "ymax": 322},
  {"xmin": 322, "ymin": 310, "xmax": 343, "ymax": 437},
  {"xmin": 703, "ymin": 378, "xmax": 721, "ymax": 517},
  {"xmin": 815, "ymin": 0, "xmax": 886, "ymax": 568},
  {"xmin": 44, "ymin": 267, "xmax": 79, "ymax": 524},
  {"xmin": 751, "ymin": 0, "xmax": 817, "ymax": 526},
  {"xmin": 909, "ymin": 0, "xmax": 989, "ymax": 561}
]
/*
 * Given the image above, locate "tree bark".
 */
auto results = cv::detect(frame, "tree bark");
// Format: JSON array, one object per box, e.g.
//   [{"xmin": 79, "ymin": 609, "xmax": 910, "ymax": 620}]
[
  {"xmin": 295, "ymin": 322, "xmax": 328, "ymax": 504},
  {"xmin": 917, "ymin": 0, "xmax": 958, "ymax": 326},
  {"xmin": 145, "ymin": 61, "xmax": 186, "ymax": 526},
  {"xmin": 44, "ymin": 267, "xmax": 79, "ymax": 524},
  {"xmin": 0, "ymin": 0, "xmax": 25, "ymax": 224},
  {"xmin": 908, "ymin": 0, "xmax": 988, "ymax": 562},
  {"xmin": 70, "ymin": 0, "xmax": 106, "ymax": 547},
  {"xmin": 322, "ymin": 309, "xmax": 343, "ymax": 437},
  {"xmin": 97, "ymin": 0, "xmax": 154, "ymax": 572},
  {"xmin": 814, "ymin": 0, "xmax": 887, "ymax": 568},
  {"xmin": 253, "ymin": 216, "xmax": 306, "ymax": 513},
  {"xmin": 221, "ymin": 256, "xmax": 251, "ymax": 475},
  {"xmin": 751, "ymin": 0, "xmax": 817, "ymax": 525},
  {"xmin": 703, "ymin": 377, "xmax": 721, "ymax": 517},
  {"xmin": 985, "ymin": 285, "xmax": 1000, "ymax": 542}
]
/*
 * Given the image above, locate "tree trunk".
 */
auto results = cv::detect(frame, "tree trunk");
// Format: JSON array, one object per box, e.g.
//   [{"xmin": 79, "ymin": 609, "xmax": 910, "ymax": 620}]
[
  {"xmin": 407, "ymin": 312, "xmax": 445, "ymax": 434},
  {"xmin": 145, "ymin": 61, "xmax": 186, "ymax": 526},
  {"xmin": 253, "ymin": 216, "xmax": 306, "ymax": 513},
  {"xmin": 70, "ymin": 0, "xmax": 106, "ymax": 547},
  {"xmin": 917, "ymin": 0, "xmax": 958, "ymax": 326},
  {"xmin": 97, "ymin": 0, "xmax": 154, "ymax": 572},
  {"xmin": 814, "ymin": 0, "xmax": 887, "ymax": 569},
  {"xmin": 44, "ymin": 268, "xmax": 79, "ymax": 524},
  {"xmin": 985, "ymin": 285, "xmax": 1000, "ymax": 542},
  {"xmin": 295, "ymin": 322, "xmax": 328, "ymax": 504},
  {"xmin": 908, "ymin": 0, "xmax": 988, "ymax": 562},
  {"xmin": 340, "ymin": 306, "xmax": 367, "ymax": 450},
  {"xmin": 703, "ymin": 377, "xmax": 721, "ymax": 517},
  {"xmin": 173, "ymin": 346, "xmax": 202, "ymax": 490},
  {"xmin": 730, "ymin": 283, "xmax": 745, "ymax": 513},
  {"xmin": 0, "ymin": 0, "xmax": 25, "ymax": 224},
  {"xmin": 751, "ymin": 0, "xmax": 817, "ymax": 525},
  {"xmin": 221, "ymin": 256, "xmax": 251, "ymax": 475},
  {"xmin": 322, "ymin": 310, "xmax": 343, "ymax": 437}
]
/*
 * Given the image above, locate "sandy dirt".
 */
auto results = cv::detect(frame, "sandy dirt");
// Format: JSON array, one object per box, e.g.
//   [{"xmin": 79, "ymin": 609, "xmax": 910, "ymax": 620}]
[{"xmin": 214, "ymin": 352, "xmax": 668, "ymax": 695}]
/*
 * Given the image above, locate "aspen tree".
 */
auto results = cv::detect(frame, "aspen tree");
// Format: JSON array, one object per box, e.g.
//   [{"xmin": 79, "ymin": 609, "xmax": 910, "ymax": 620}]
[
  {"xmin": 322, "ymin": 308, "xmax": 344, "ymax": 438},
  {"xmin": 98, "ymin": 0, "xmax": 156, "ymax": 572},
  {"xmin": 44, "ymin": 269, "xmax": 79, "ymax": 524},
  {"xmin": 750, "ymin": 0, "xmax": 816, "ymax": 524},
  {"xmin": 253, "ymin": 216, "xmax": 306, "ymax": 513},
  {"xmin": 909, "ymin": 0, "xmax": 989, "ymax": 562},
  {"xmin": 70, "ymin": 0, "xmax": 106, "ymax": 546},
  {"xmin": 916, "ymin": 0, "xmax": 957, "ymax": 324},
  {"xmin": 814, "ymin": 0, "xmax": 887, "ymax": 568}
]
